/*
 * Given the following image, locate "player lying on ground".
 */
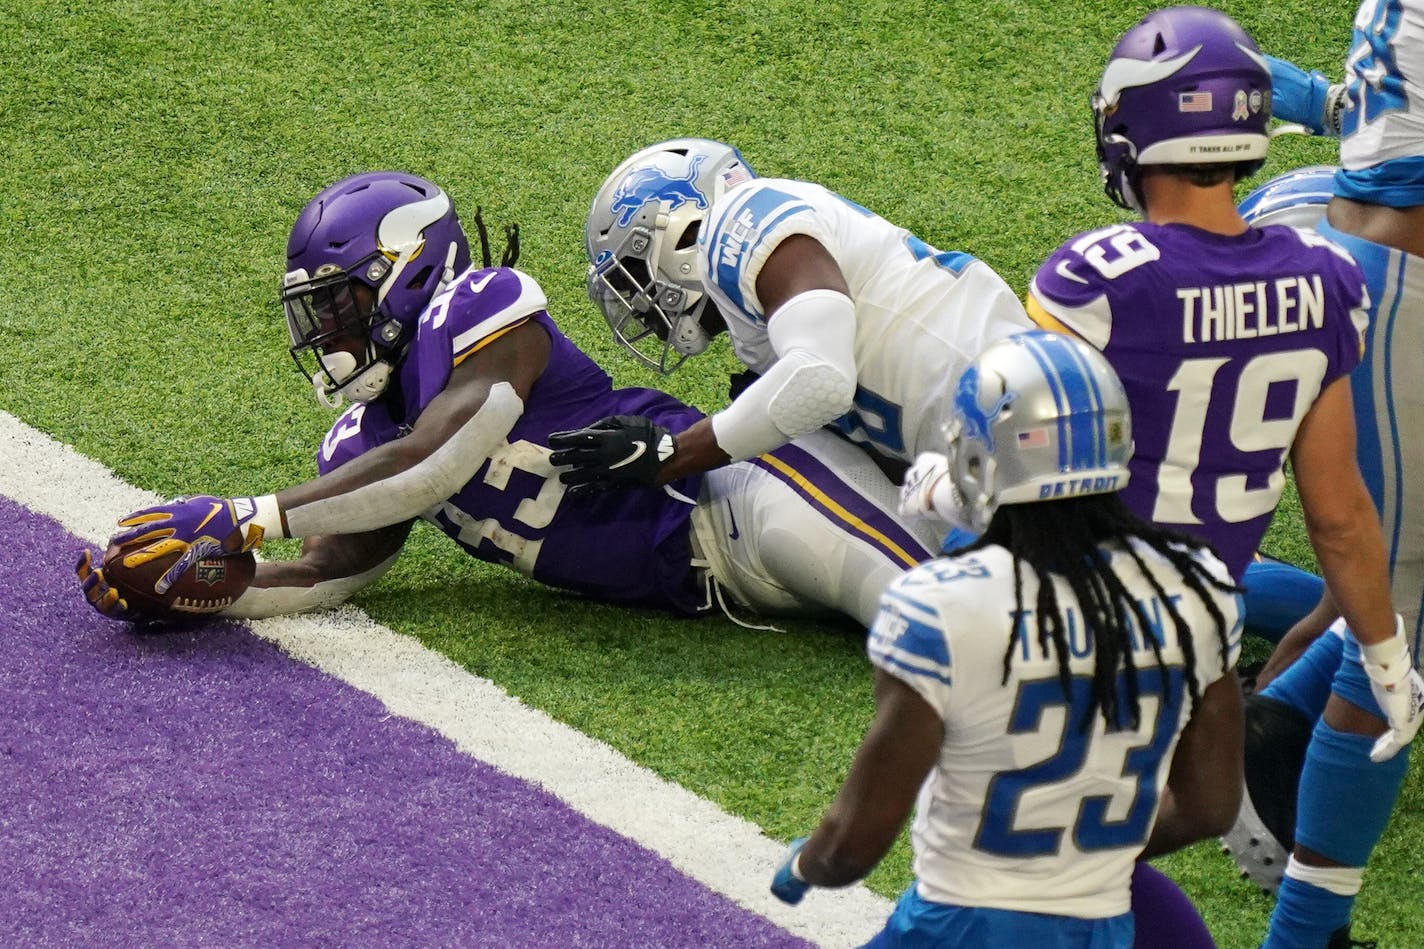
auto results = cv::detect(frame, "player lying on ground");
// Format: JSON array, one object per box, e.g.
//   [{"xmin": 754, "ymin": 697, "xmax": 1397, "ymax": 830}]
[
  {"xmin": 77, "ymin": 171, "xmax": 941, "ymax": 629},
  {"xmin": 549, "ymin": 137, "xmax": 1033, "ymax": 490}
]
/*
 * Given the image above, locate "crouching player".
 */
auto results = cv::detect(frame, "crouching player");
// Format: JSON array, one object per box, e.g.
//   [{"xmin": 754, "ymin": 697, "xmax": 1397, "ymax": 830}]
[{"xmin": 769, "ymin": 331, "xmax": 1245, "ymax": 948}]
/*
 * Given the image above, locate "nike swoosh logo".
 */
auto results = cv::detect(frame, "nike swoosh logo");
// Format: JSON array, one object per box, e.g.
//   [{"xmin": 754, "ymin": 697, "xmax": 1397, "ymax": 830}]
[
  {"xmin": 194, "ymin": 502, "xmax": 224, "ymax": 532},
  {"xmin": 469, "ymin": 271, "xmax": 498, "ymax": 294},
  {"xmin": 608, "ymin": 442, "xmax": 647, "ymax": 470},
  {"xmin": 1055, "ymin": 260, "xmax": 1089, "ymax": 285},
  {"xmin": 725, "ymin": 499, "xmax": 740, "ymax": 540}
]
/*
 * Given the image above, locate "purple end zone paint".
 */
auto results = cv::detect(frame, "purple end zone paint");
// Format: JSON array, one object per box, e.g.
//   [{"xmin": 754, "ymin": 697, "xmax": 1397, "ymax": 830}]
[{"xmin": 0, "ymin": 497, "xmax": 809, "ymax": 948}]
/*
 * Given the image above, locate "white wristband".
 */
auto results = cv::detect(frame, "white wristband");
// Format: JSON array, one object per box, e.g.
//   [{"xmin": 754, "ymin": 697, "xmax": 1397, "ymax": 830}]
[
  {"xmin": 242, "ymin": 494, "xmax": 287, "ymax": 540},
  {"xmin": 1360, "ymin": 615, "xmax": 1411, "ymax": 686}
]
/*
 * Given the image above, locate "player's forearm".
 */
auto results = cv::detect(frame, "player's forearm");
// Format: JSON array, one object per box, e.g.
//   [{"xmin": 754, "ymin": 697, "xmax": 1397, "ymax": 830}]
[
  {"xmin": 795, "ymin": 814, "xmax": 893, "ymax": 888},
  {"xmin": 222, "ymin": 538, "xmax": 403, "ymax": 620},
  {"xmin": 1308, "ymin": 514, "xmax": 1396, "ymax": 648},
  {"xmin": 704, "ymin": 288, "xmax": 858, "ymax": 463},
  {"xmin": 268, "ymin": 381, "xmax": 523, "ymax": 537},
  {"xmin": 706, "ymin": 353, "xmax": 855, "ymax": 463},
  {"xmin": 222, "ymin": 557, "xmax": 395, "ymax": 619},
  {"xmin": 658, "ymin": 416, "xmax": 732, "ymax": 483}
]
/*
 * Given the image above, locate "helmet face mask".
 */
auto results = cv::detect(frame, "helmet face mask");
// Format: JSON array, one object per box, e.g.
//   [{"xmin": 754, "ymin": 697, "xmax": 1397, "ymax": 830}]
[
  {"xmin": 1093, "ymin": 5, "xmax": 1272, "ymax": 212},
  {"xmin": 947, "ymin": 332, "xmax": 1134, "ymax": 532},
  {"xmin": 585, "ymin": 138, "xmax": 755, "ymax": 374},
  {"xmin": 283, "ymin": 171, "xmax": 472, "ymax": 405},
  {"xmin": 586, "ymin": 223, "xmax": 708, "ymax": 374},
  {"xmin": 283, "ymin": 266, "xmax": 400, "ymax": 406}
]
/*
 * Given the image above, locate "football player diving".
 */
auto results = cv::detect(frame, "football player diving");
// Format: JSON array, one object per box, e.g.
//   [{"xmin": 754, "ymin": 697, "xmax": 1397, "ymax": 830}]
[{"xmin": 76, "ymin": 171, "xmax": 943, "ymax": 629}]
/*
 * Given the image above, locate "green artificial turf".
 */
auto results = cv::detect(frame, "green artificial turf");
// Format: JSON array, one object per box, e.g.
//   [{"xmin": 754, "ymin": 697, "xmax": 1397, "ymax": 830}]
[{"xmin": 6, "ymin": 2, "xmax": 1413, "ymax": 946}]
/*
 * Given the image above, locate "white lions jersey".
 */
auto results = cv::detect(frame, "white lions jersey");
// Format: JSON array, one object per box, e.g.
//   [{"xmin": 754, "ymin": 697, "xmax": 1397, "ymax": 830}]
[
  {"xmin": 868, "ymin": 541, "xmax": 1242, "ymax": 918},
  {"xmin": 696, "ymin": 179, "xmax": 1033, "ymax": 464},
  {"xmin": 1340, "ymin": 0, "xmax": 1424, "ymax": 168}
]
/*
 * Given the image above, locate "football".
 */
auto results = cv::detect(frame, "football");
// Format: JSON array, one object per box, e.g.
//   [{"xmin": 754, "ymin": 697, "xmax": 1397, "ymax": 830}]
[{"xmin": 102, "ymin": 542, "xmax": 257, "ymax": 621}]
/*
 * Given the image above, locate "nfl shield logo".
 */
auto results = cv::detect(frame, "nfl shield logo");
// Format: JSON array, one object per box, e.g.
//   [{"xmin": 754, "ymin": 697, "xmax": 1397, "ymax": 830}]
[{"xmin": 194, "ymin": 560, "xmax": 227, "ymax": 586}]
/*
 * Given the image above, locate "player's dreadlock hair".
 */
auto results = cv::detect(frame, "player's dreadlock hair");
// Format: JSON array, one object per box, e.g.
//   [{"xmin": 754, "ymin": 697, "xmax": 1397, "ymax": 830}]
[
  {"xmin": 470, "ymin": 206, "xmax": 520, "ymax": 268},
  {"xmin": 955, "ymin": 491, "xmax": 1241, "ymax": 732}
]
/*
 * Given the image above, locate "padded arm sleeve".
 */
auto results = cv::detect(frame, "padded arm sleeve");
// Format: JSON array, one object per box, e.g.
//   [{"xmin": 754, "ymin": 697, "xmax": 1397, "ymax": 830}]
[
  {"xmin": 710, "ymin": 289, "xmax": 857, "ymax": 461},
  {"xmin": 280, "ymin": 381, "xmax": 523, "ymax": 538},
  {"xmin": 220, "ymin": 551, "xmax": 401, "ymax": 619}
]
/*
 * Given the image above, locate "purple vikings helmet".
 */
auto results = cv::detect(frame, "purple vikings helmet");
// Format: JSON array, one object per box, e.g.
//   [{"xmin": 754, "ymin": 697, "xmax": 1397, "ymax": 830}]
[
  {"xmin": 585, "ymin": 138, "xmax": 755, "ymax": 373},
  {"xmin": 283, "ymin": 171, "xmax": 472, "ymax": 406},
  {"xmin": 1238, "ymin": 164, "xmax": 1338, "ymax": 229},
  {"xmin": 1094, "ymin": 6, "xmax": 1272, "ymax": 212}
]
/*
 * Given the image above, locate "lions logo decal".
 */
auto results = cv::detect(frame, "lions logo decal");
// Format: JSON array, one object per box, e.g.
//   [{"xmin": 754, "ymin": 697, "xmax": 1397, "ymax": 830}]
[
  {"xmin": 954, "ymin": 365, "xmax": 1016, "ymax": 452},
  {"xmin": 610, "ymin": 155, "xmax": 708, "ymax": 228}
]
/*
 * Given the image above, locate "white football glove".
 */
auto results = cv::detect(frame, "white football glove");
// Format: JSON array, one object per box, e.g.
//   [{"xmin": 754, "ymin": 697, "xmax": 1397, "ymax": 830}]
[
  {"xmin": 899, "ymin": 452, "xmax": 967, "ymax": 525},
  {"xmin": 1360, "ymin": 616, "xmax": 1424, "ymax": 763}
]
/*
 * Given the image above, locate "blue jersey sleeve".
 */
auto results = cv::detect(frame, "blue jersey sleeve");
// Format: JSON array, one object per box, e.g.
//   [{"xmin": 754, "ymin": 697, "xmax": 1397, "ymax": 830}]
[
  {"xmin": 698, "ymin": 181, "xmax": 823, "ymax": 322},
  {"xmin": 867, "ymin": 565, "xmax": 956, "ymax": 715}
]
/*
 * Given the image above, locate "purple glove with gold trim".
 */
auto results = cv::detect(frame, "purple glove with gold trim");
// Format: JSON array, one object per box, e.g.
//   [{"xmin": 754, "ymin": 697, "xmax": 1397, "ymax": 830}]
[{"xmin": 110, "ymin": 495, "xmax": 265, "ymax": 594}]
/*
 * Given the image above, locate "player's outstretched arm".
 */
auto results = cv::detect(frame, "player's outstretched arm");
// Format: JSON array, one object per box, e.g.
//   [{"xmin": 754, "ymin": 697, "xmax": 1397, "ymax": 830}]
[
  {"xmin": 220, "ymin": 522, "xmax": 412, "ymax": 620},
  {"xmin": 1265, "ymin": 54, "xmax": 1347, "ymax": 136},
  {"xmin": 1141, "ymin": 670, "xmax": 1245, "ymax": 859},
  {"xmin": 94, "ymin": 322, "xmax": 548, "ymax": 610},
  {"xmin": 770, "ymin": 670, "xmax": 942, "ymax": 904},
  {"xmin": 266, "ymin": 322, "xmax": 547, "ymax": 538}
]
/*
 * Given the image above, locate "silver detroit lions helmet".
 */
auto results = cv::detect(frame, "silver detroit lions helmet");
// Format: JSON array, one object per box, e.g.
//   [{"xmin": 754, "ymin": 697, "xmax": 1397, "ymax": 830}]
[
  {"xmin": 1238, "ymin": 164, "xmax": 1337, "ymax": 229},
  {"xmin": 585, "ymin": 138, "xmax": 756, "ymax": 373},
  {"xmin": 947, "ymin": 330, "xmax": 1134, "ymax": 532}
]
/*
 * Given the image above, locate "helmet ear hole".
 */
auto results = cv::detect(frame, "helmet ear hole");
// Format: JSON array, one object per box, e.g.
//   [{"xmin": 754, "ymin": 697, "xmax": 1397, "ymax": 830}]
[
  {"xmin": 674, "ymin": 220, "xmax": 701, "ymax": 250},
  {"xmin": 405, "ymin": 265, "xmax": 434, "ymax": 291}
]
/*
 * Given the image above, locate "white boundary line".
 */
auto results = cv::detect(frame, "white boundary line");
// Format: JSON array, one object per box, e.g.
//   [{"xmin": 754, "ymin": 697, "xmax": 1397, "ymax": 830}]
[{"xmin": 0, "ymin": 411, "xmax": 892, "ymax": 948}]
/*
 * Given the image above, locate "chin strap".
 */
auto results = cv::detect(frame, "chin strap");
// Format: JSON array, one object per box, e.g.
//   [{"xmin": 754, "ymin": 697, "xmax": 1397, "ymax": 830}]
[
  {"xmin": 314, "ymin": 376, "xmax": 343, "ymax": 409},
  {"xmin": 314, "ymin": 349, "xmax": 394, "ymax": 408},
  {"xmin": 430, "ymin": 240, "xmax": 459, "ymax": 299}
]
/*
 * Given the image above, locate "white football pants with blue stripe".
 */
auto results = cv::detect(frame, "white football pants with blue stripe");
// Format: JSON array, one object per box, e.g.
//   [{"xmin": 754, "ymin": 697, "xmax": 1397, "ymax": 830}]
[{"xmin": 1319, "ymin": 219, "xmax": 1424, "ymax": 669}]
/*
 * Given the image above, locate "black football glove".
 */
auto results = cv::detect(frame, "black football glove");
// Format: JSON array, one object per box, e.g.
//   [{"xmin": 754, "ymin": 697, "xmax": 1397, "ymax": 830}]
[{"xmin": 548, "ymin": 415, "xmax": 677, "ymax": 494}]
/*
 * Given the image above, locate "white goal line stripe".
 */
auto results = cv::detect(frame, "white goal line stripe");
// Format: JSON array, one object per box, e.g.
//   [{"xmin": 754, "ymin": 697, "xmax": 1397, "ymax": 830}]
[{"xmin": 0, "ymin": 411, "xmax": 891, "ymax": 948}]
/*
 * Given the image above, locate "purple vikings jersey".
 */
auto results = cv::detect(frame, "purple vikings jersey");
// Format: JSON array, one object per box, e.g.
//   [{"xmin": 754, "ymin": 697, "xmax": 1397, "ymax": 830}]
[
  {"xmin": 1030, "ymin": 223, "xmax": 1369, "ymax": 579},
  {"xmin": 316, "ymin": 266, "xmax": 710, "ymax": 613}
]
